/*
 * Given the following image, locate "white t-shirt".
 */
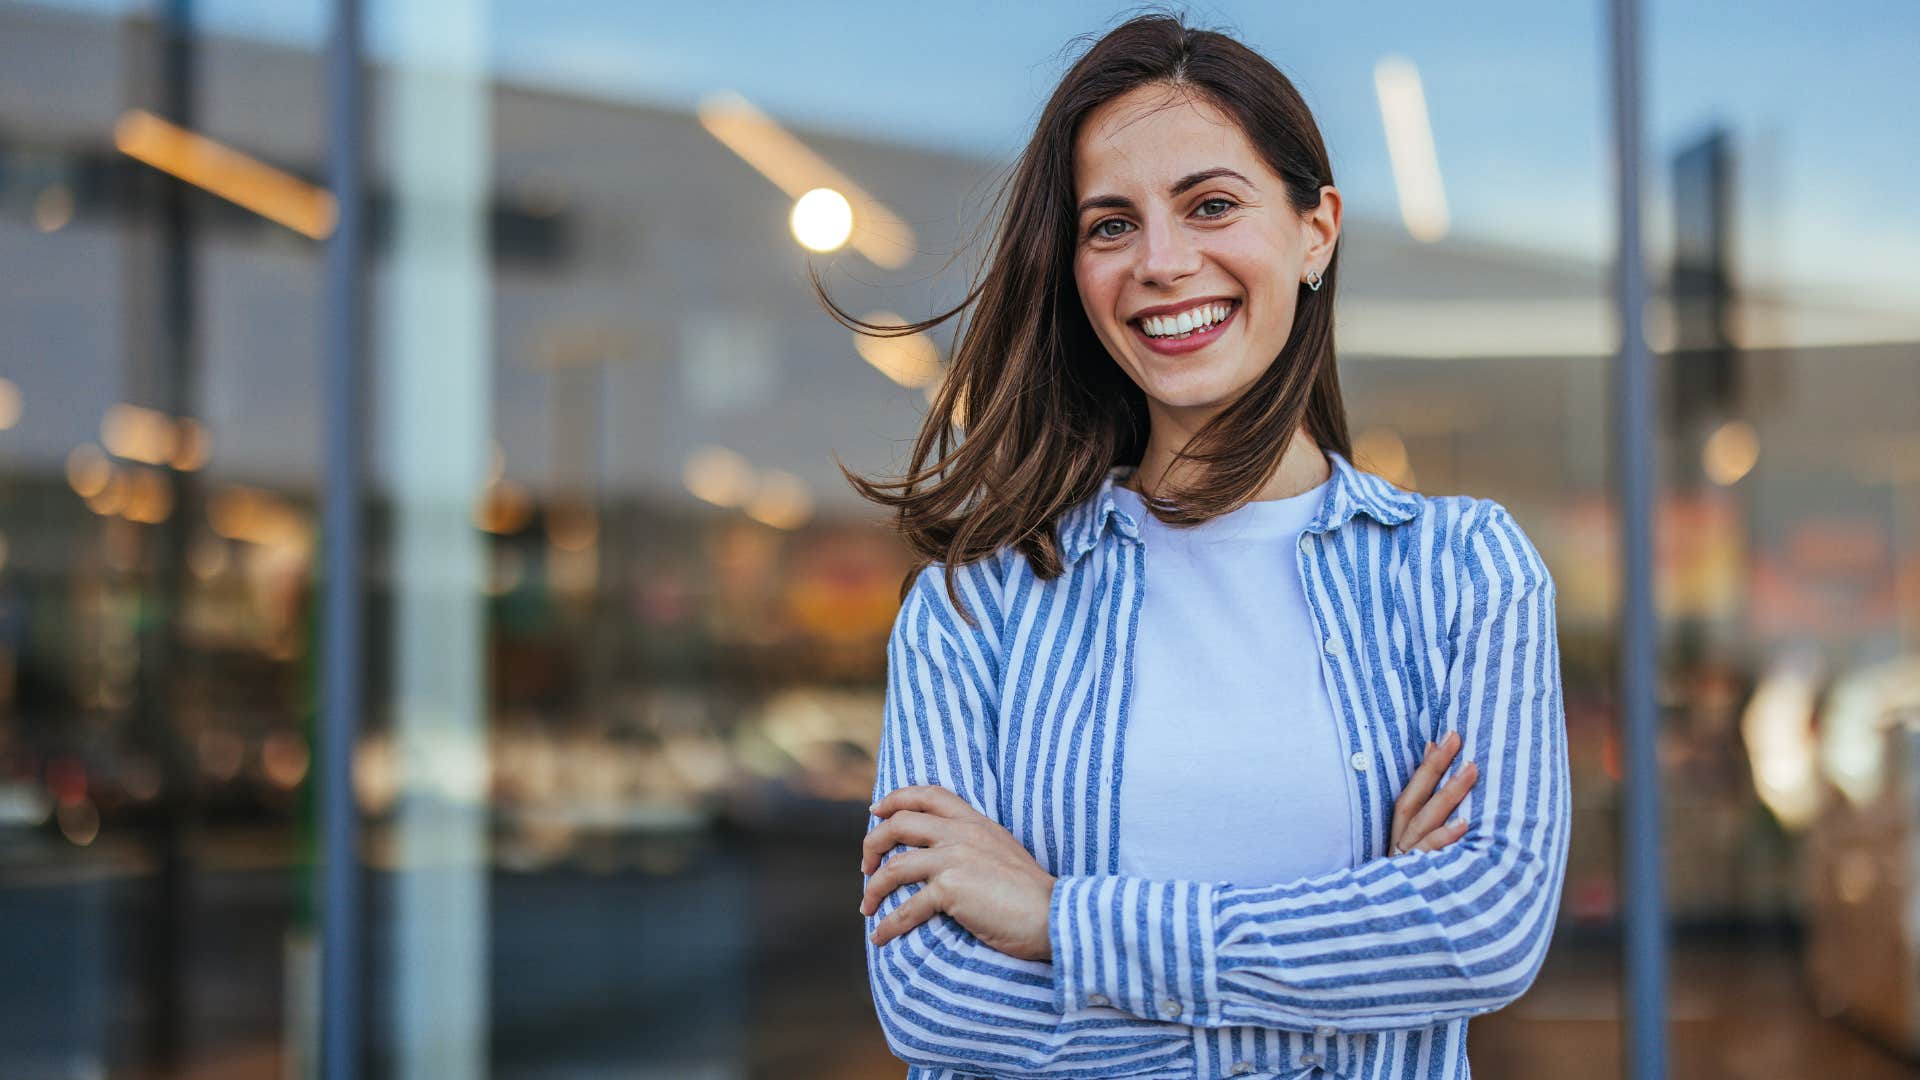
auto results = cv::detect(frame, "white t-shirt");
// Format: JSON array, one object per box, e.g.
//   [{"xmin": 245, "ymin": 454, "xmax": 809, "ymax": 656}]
[{"xmin": 1109, "ymin": 478, "xmax": 1357, "ymax": 886}]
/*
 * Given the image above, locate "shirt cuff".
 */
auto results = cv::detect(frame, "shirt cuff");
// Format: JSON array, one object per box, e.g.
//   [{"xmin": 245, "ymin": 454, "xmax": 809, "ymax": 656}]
[{"xmin": 1049, "ymin": 874, "xmax": 1222, "ymax": 1025}]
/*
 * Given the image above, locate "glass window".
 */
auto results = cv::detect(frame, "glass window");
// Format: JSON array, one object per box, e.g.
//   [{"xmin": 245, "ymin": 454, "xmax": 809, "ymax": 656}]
[{"xmin": 2, "ymin": 2, "xmax": 1914, "ymax": 1077}]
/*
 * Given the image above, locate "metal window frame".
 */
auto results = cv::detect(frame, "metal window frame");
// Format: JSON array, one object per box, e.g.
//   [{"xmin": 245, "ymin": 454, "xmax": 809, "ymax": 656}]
[{"xmin": 319, "ymin": 2, "xmax": 365, "ymax": 1077}]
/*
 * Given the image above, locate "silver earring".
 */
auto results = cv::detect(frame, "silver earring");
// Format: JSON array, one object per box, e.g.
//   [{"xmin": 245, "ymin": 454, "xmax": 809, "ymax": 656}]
[{"xmin": 1303, "ymin": 269, "xmax": 1323, "ymax": 291}]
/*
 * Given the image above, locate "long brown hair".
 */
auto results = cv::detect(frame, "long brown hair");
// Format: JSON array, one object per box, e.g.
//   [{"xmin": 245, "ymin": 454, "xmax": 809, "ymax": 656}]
[{"xmin": 821, "ymin": 9, "xmax": 1353, "ymax": 625}]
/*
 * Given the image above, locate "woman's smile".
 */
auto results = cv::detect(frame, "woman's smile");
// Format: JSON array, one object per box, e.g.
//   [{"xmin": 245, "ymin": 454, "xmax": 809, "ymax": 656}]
[{"xmin": 1128, "ymin": 298, "xmax": 1240, "ymax": 356}]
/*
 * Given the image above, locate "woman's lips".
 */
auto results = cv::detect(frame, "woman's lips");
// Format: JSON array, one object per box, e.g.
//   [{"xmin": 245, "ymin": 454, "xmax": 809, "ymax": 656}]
[{"xmin": 1128, "ymin": 301, "xmax": 1238, "ymax": 356}]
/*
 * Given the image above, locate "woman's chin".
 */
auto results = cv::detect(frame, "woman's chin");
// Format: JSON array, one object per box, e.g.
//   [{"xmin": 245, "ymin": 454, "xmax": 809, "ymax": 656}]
[{"xmin": 1139, "ymin": 366, "xmax": 1250, "ymax": 411}]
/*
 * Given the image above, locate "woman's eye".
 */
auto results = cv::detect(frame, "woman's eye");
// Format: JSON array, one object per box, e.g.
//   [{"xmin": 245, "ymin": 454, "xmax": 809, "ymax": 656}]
[{"xmin": 1088, "ymin": 201, "xmax": 1231, "ymax": 241}]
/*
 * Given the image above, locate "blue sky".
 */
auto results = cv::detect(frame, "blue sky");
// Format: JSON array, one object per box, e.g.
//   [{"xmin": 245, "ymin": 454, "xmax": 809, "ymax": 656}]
[{"xmin": 20, "ymin": 0, "xmax": 1920, "ymax": 303}]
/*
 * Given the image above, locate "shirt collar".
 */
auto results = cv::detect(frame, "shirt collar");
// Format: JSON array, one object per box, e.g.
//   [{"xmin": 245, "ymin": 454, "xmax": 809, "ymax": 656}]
[{"xmin": 1055, "ymin": 448, "xmax": 1421, "ymax": 568}]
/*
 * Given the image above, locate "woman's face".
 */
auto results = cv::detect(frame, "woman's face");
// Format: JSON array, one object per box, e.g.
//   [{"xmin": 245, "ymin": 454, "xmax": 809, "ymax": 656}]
[{"xmin": 1072, "ymin": 83, "xmax": 1338, "ymax": 433}]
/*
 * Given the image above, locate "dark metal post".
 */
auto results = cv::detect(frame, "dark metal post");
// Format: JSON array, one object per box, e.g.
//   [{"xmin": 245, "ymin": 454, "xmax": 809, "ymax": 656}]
[
  {"xmin": 321, "ymin": 1, "xmax": 366, "ymax": 1077},
  {"xmin": 1607, "ymin": 0, "xmax": 1670, "ymax": 1076},
  {"xmin": 135, "ymin": 2, "xmax": 199, "ymax": 1069}
]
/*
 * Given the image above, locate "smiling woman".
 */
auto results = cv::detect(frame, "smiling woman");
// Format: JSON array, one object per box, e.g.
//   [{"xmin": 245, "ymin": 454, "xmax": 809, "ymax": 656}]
[
  {"xmin": 1070, "ymin": 81, "xmax": 1341, "ymax": 505},
  {"xmin": 823, "ymin": 11, "xmax": 1569, "ymax": 1080}
]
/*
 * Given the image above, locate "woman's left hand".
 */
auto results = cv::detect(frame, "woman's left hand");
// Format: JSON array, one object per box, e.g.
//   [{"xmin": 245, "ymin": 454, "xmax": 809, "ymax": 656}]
[{"xmin": 859, "ymin": 784, "xmax": 1056, "ymax": 962}]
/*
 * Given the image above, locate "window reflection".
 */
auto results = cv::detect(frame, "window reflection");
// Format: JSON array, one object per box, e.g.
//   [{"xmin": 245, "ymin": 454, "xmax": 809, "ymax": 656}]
[{"xmin": 0, "ymin": 1, "xmax": 1915, "ymax": 1077}]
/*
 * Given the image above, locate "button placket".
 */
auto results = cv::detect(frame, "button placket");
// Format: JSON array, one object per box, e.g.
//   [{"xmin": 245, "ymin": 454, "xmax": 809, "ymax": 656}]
[
  {"xmin": 1320, "ymin": 1029, "xmax": 1358, "ymax": 1076},
  {"xmin": 1298, "ymin": 533, "xmax": 1372, "ymax": 866},
  {"xmin": 1310, "ymin": 1023, "xmax": 1335, "ymax": 1074}
]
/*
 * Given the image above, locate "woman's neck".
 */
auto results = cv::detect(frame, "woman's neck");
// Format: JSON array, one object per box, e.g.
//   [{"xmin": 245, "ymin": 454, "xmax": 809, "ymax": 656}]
[{"xmin": 1127, "ymin": 428, "xmax": 1330, "ymax": 503}]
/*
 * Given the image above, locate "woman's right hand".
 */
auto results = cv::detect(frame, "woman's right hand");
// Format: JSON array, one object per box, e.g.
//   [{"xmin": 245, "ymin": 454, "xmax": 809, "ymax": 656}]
[{"xmin": 1389, "ymin": 730, "xmax": 1477, "ymax": 856}]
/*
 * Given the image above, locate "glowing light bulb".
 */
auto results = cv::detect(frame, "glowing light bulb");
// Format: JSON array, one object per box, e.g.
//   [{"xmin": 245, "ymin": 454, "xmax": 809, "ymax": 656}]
[{"xmin": 791, "ymin": 187, "xmax": 853, "ymax": 252}]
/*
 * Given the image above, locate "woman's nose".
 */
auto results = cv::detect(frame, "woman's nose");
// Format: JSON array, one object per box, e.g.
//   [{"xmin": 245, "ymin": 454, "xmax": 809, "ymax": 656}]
[{"xmin": 1132, "ymin": 218, "xmax": 1201, "ymax": 287}]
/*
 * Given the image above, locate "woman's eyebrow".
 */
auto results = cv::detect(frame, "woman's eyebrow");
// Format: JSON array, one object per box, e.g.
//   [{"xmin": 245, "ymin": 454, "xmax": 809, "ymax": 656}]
[{"xmin": 1076, "ymin": 166, "xmax": 1253, "ymax": 216}]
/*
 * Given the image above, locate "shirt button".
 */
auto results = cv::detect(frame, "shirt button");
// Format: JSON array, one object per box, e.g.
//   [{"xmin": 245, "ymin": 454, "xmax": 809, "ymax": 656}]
[
  {"xmin": 1160, "ymin": 997, "xmax": 1181, "ymax": 1016},
  {"xmin": 1087, "ymin": 993, "xmax": 1110, "ymax": 1006},
  {"xmin": 1349, "ymin": 751, "xmax": 1369, "ymax": 772},
  {"xmin": 1316, "ymin": 1024, "xmax": 1336, "ymax": 1037},
  {"xmin": 1301, "ymin": 1051, "xmax": 1321, "ymax": 1066},
  {"xmin": 1229, "ymin": 1064, "xmax": 1254, "ymax": 1076}
]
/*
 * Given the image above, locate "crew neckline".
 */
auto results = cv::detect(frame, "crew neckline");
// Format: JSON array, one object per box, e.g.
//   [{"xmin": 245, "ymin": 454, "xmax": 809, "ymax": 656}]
[{"xmin": 1111, "ymin": 474, "xmax": 1329, "ymax": 540}]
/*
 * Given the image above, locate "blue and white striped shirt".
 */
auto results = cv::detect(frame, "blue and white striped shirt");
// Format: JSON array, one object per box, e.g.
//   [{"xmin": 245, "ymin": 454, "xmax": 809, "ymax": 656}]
[{"xmin": 863, "ymin": 448, "xmax": 1572, "ymax": 1080}]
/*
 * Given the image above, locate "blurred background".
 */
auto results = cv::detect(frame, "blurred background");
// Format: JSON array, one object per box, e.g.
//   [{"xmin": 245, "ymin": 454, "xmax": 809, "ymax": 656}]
[{"xmin": 0, "ymin": 0, "xmax": 1916, "ymax": 1077}]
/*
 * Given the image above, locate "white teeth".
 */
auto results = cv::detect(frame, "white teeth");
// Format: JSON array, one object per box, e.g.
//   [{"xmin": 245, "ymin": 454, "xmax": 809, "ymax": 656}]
[{"xmin": 1140, "ymin": 301, "xmax": 1233, "ymax": 339}]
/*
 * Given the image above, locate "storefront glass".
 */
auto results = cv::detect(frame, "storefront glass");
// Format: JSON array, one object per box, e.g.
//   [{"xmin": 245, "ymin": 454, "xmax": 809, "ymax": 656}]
[{"xmin": 0, "ymin": 1, "xmax": 1913, "ymax": 1077}]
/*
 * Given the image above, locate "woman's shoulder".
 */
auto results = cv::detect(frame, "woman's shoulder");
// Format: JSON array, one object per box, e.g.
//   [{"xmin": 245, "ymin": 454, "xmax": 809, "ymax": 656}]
[
  {"xmin": 1337, "ymin": 464, "xmax": 1553, "ymax": 599},
  {"xmin": 1410, "ymin": 490, "xmax": 1554, "ymax": 594}
]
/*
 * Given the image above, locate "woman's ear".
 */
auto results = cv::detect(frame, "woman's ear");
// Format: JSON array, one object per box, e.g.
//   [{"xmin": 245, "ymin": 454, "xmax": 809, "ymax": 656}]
[{"xmin": 1303, "ymin": 185, "xmax": 1341, "ymax": 262}]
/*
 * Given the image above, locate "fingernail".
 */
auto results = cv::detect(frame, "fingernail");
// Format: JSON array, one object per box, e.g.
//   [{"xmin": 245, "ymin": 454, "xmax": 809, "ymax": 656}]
[{"xmin": 868, "ymin": 802, "xmax": 879, "ymax": 813}]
